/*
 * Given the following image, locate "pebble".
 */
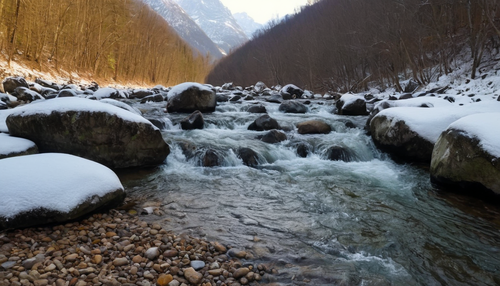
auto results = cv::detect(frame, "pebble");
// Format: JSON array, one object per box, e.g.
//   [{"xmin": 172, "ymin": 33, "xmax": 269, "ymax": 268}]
[
  {"xmin": 233, "ymin": 267, "xmax": 250, "ymax": 279},
  {"xmin": 0, "ymin": 209, "xmax": 277, "ymax": 286},
  {"xmin": 190, "ymin": 260, "xmax": 205, "ymax": 270}
]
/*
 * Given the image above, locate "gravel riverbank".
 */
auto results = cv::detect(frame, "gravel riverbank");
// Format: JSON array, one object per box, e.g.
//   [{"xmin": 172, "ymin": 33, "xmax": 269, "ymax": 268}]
[{"xmin": 0, "ymin": 209, "xmax": 276, "ymax": 286}]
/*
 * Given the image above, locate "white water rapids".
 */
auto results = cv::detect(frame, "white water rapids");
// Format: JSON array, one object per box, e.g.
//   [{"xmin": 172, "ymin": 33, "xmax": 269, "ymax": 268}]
[{"xmin": 121, "ymin": 99, "xmax": 500, "ymax": 285}]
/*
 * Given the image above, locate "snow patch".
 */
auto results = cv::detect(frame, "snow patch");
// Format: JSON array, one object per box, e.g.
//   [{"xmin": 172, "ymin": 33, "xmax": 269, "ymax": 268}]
[{"xmin": 0, "ymin": 133, "xmax": 36, "ymax": 156}]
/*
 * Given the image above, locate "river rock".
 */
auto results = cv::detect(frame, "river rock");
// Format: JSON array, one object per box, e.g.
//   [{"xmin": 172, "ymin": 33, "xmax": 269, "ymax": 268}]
[
  {"xmin": 297, "ymin": 120, "xmax": 331, "ymax": 134},
  {"xmin": 3, "ymin": 76, "xmax": 29, "ymax": 94},
  {"xmin": 0, "ymin": 153, "xmax": 125, "ymax": 230},
  {"xmin": 140, "ymin": 94, "xmax": 164, "ymax": 103},
  {"xmin": 248, "ymin": 115, "xmax": 281, "ymax": 131},
  {"xmin": 261, "ymin": 130, "xmax": 287, "ymax": 144},
  {"xmin": 280, "ymin": 84, "xmax": 303, "ymax": 99},
  {"xmin": 57, "ymin": 89, "xmax": 77, "ymax": 98},
  {"xmin": 167, "ymin": 82, "xmax": 216, "ymax": 113},
  {"xmin": 266, "ymin": 93, "xmax": 283, "ymax": 103},
  {"xmin": 430, "ymin": 115, "xmax": 500, "ymax": 196},
  {"xmin": 279, "ymin": 101, "xmax": 308, "ymax": 113},
  {"xmin": 254, "ymin": 81, "xmax": 267, "ymax": 93},
  {"xmin": 370, "ymin": 113, "xmax": 433, "ymax": 162},
  {"xmin": 183, "ymin": 267, "xmax": 202, "ymax": 284},
  {"xmin": 14, "ymin": 87, "xmax": 44, "ymax": 102},
  {"xmin": 243, "ymin": 104, "xmax": 267, "ymax": 113},
  {"xmin": 6, "ymin": 97, "xmax": 170, "ymax": 168},
  {"xmin": 190, "ymin": 260, "xmax": 205, "ymax": 270},
  {"xmin": 202, "ymin": 149, "xmax": 220, "ymax": 167},
  {"xmin": 35, "ymin": 78, "xmax": 60, "ymax": 91},
  {"xmin": 180, "ymin": 110, "xmax": 204, "ymax": 130},
  {"xmin": 237, "ymin": 147, "xmax": 259, "ymax": 167},
  {"xmin": 113, "ymin": 257, "xmax": 129, "ymax": 266},
  {"xmin": 145, "ymin": 247, "xmax": 159, "ymax": 260},
  {"xmin": 233, "ymin": 267, "xmax": 250, "ymax": 279},
  {"xmin": 336, "ymin": 94, "xmax": 368, "ymax": 115},
  {"xmin": 0, "ymin": 133, "xmax": 38, "ymax": 159},
  {"xmin": 92, "ymin": 87, "xmax": 124, "ymax": 99},
  {"xmin": 130, "ymin": 89, "xmax": 154, "ymax": 99}
]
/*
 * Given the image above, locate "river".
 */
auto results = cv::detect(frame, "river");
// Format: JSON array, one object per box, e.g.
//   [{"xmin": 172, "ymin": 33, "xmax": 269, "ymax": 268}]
[{"xmin": 120, "ymin": 97, "xmax": 500, "ymax": 286}]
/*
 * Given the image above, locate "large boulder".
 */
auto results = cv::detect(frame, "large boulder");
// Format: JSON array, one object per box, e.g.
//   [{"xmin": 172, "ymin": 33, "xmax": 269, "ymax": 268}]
[
  {"xmin": 297, "ymin": 120, "xmax": 331, "ymax": 134},
  {"xmin": 0, "ymin": 153, "xmax": 125, "ymax": 230},
  {"xmin": 0, "ymin": 133, "xmax": 38, "ymax": 159},
  {"xmin": 3, "ymin": 77, "xmax": 29, "ymax": 94},
  {"xmin": 370, "ymin": 113, "xmax": 433, "ymax": 162},
  {"xmin": 279, "ymin": 101, "xmax": 308, "ymax": 114},
  {"xmin": 6, "ymin": 97, "xmax": 169, "ymax": 169},
  {"xmin": 248, "ymin": 115, "xmax": 281, "ymax": 131},
  {"xmin": 430, "ymin": 113, "xmax": 500, "ymax": 196},
  {"xmin": 336, "ymin": 94, "xmax": 368, "ymax": 115},
  {"xmin": 167, "ymin": 82, "xmax": 216, "ymax": 113}
]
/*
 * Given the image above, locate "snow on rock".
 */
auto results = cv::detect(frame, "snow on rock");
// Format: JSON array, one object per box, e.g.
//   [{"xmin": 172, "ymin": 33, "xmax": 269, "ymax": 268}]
[
  {"xmin": 91, "ymin": 87, "xmax": 125, "ymax": 100},
  {"xmin": 6, "ymin": 97, "xmax": 170, "ymax": 169},
  {"xmin": 280, "ymin": 84, "xmax": 304, "ymax": 99},
  {"xmin": 370, "ymin": 101, "xmax": 500, "ymax": 162},
  {"xmin": 430, "ymin": 113, "xmax": 500, "ymax": 196},
  {"xmin": 100, "ymin": 98, "xmax": 142, "ymax": 116},
  {"xmin": 0, "ymin": 153, "xmax": 125, "ymax": 230},
  {"xmin": 0, "ymin": 133, "xmax": 38, "ymax": 159},
  {"xmin": 167, "ymin": 82, "xmax": 216, "ymax": 113},
  {"xmin": 336, "ymin": 94, "xmax": 368, "ymax": 115}
]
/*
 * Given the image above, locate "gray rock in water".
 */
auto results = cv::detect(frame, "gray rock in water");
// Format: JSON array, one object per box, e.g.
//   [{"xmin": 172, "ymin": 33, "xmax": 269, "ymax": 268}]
[
  {"xmin": 6, "ymin": 97, "xmax": 170, "ymax": 169},
  {"xmin": 279, "ymin": 100, "xmax": 308, "ymax": 114},
  {"xmin": 325, "ymin": 146, "xmax": 354, "ymax": 162},
  {"xmin": 202, "ymin": 149, "xmax": 220, "ymax": 167},
  {"xmin": 237, "ymin": 147, "xmax": 259, "ymax": 167},
  {"xmin": 261, "ymin": 130, "xmax": 287, "ymax": 144},
  {"xmin": 242, "ymin": 104, "xmax": 266, "ymax": 113},
  {"xmin": 180, "ymin": 110, "xmax": 204, "ymax": 130},
  {"xmin": 248, "ymin": 115, "xmax": 281, "ymax": 131}
]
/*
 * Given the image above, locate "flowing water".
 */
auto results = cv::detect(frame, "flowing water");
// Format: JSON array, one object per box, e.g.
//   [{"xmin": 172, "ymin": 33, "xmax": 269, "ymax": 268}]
[{"xmin": 120, "ymin": 98, "xmax": 500, "ymax": 286}]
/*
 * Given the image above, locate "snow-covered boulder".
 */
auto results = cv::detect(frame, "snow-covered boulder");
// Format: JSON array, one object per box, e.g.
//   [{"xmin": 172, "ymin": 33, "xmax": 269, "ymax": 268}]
[
  {"xmin": 430, "ymin": 113, "xmax": 500, "ymax": 196},
  {"xmin": 91, "ymin": 87, "xmax": 125, "ymax": 100},
  {"xmin": 0, "ymin": 133, "xmax": 38, "ymax": 159},
  {"xmin": 0, "ymin": 153, "xmax": 125, "ymax": 230},
  {"xmin": 100, "ymin": 98, "xmax": 142, "ymax": 115},
  {"xmin": 129, "ymin": 89, "xmax": 154, "ymax": 99},
  {"xmin": 3, "ymin": 77, "xmax": 29, "ymax": 94},
  {"xmin": 280, "ymin": 84, "xmax": 303, "ymax": 100},
  {"xmin": 336, "ymin": 94, "xmax": 368, "ymax": 115},
  {"xmin": 13, "ymin": 87, "xmax": 44, "ymax": 102},
  {"xmin": 370, "ymin": 102, "xmax": 500, "ymax": 162},
  {"xmin": 279, "ymin": 100, "xmax": 308, "ymax": 114},
  {"xmin": 6, "ymin": 97, "xmax": 170, "ymax": 168},
  {"xmin": 167, "ymin": 82, "xmax": 216, "ymax": 113}
]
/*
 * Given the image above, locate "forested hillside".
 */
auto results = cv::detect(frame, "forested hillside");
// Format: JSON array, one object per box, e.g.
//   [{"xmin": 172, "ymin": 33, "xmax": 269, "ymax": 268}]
[
  {"xmin": 207, "ymin": 0, "xmax": 500, "ymax": 93},
  {"xmin": 0, "ymin": 0, "xmax": 211, "ymax": 85}
]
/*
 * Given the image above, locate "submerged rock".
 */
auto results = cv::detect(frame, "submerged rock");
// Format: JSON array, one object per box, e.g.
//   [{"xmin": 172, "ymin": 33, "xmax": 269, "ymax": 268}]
[
  {"xmin": 6, "ymin": 97, "xmax": 169, "ymax": 169},
  {"xmin": 242, "ymin": 104, "xmax": 267, "ymax": 113},
  {"xmin": 202, "ymin": 149, "xmax": 220, "ymax": 167},
  {"xmin": 325, "ymin": 146, "xmax": 355, "ymax": 162}
]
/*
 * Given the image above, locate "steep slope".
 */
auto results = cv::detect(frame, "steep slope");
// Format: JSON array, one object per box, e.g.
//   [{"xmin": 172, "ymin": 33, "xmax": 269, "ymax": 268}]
[
  {"xmin": 175, "ymin": 0, "xmax": 248, "ymax": 55},
  {"xmin": 142, "ymin": 0, "xmax": 223, "ymax": 59},
  {"xmin": 234, "ymin": 12, "xmax": 263, "ymax": 39}
]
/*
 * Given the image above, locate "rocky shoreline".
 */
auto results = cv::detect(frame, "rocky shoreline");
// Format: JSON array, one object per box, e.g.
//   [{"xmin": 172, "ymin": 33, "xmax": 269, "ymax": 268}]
[{"xmin": 0, "ymin": 208, "xmax": 275, "ymax": 286}]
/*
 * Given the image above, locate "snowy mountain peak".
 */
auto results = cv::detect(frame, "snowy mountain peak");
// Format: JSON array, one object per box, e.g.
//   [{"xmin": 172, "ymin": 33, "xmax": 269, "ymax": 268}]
[
  {"xmin": 142, "ymin": 0, "xmax": 223, "ymax": 59},
  {"xmin": 234, "ymin": 12, "xmax": 264, "ymax": 39},
  {"xmin": 175, "ymin": 0, "xmax": 249, "ymax": 54}
]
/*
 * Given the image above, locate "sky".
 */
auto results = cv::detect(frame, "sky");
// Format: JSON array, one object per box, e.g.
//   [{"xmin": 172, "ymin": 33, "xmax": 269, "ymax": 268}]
[{"xmin": 219, "ymin": 0, "xmax": 309, "ymax": 24}]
